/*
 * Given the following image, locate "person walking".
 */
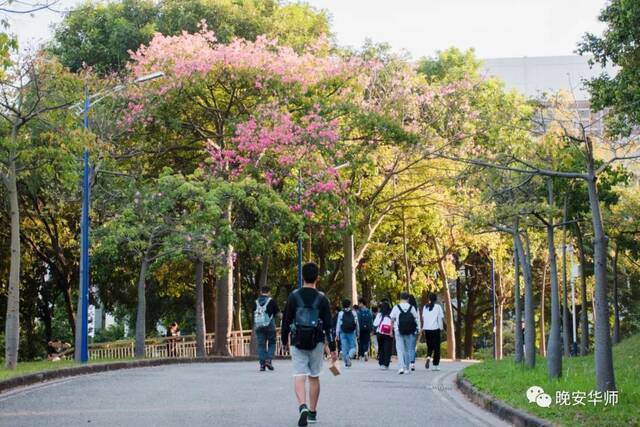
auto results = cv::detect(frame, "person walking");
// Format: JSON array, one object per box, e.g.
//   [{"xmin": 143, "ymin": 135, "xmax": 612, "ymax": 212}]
[
  {"xmin": 370, "ymin": 305, "xmax": 379, "ymax": 358},
  {"xmin": 422, "ymin": 293, "xmax": 445, "ymax": 371},
  {"xmin": 336, "ymin": 299, "xmax": 359, "ymax": 367},
  {"xmin": 281, "ymin": 262, "xmax": 337, "ymax": 426},
  {"xmin": 356, "ymin": 298, "xmax": 373, "ymax": 361},
  {"xmin": 408, "ymin": 294, "xmax": 419, "ymax": 371},
  {"xmin": 373, "ymin": 301, "xmax": 393, "ymax": 369},
  {"xmin": 253, "ymin": 286, "xmax": 280, "ymax": 371},
  {"xmin": 390, "ymin": 292, "xmax": 420, "ymax": 374}
]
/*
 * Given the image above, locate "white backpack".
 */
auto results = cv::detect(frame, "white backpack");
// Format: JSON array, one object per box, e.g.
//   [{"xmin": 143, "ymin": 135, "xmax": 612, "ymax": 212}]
[{"xmin": 254, "ymin": 297, "xmax": 272, "ymax": 329}]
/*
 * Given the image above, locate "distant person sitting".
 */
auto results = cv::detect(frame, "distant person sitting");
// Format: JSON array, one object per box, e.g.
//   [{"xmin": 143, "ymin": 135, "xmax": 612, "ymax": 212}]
[
  {"xmin": 166, "ymin": 322, "xmax": 180, "ymax": 357},
  {"xmin": 254, "ymin": 286, "xmax": 280, "ymax": 371},
  {"xmin": 336, "ymin": 299, "xmax": 359, "ymax": 367}
]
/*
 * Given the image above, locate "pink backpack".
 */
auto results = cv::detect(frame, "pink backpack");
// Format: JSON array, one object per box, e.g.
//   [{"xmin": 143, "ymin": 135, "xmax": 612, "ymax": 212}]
[{"xmin": 379, "ymin": 316, "xmax": 393, "ymax": 336}]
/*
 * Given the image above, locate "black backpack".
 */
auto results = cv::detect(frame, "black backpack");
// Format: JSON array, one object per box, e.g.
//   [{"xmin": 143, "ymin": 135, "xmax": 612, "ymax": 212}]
[
  {"xmin": 291, "ymin": 291, "xmax": 324, "ymax": 350},
  {"xmin": 397, "ymin": 305, "xmax": 417, "ymax": 335},
  {"xmin": 341, "ymin": 310, "xmax": 357, "ymax": 333}
]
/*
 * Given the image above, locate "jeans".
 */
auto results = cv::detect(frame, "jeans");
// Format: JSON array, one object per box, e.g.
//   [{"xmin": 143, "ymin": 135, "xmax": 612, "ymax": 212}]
[
  {"xmin": 395, "ymin": 333, "xmax": 413, "ymax": 370},
  {"xmin": 358, "ymin": 330, "xmax": 371, "ymax": 358},
  {"xmin": 424, "ymin": 329, "xmax": 441, "ymax": 366},
  {"xmin": 256, "ymin": 327, "xmax": 276, "ymax": 364},
  {"xmin": 408, "ymin": 333, "xmax": 417, "ymax": 364},
  {"xmin": 339, "ymin": 331, "xmax": 357, "ymax": 364},
  {"xmin": 376, "ymin": 333, "xmax": 393, "ymax": 367}
]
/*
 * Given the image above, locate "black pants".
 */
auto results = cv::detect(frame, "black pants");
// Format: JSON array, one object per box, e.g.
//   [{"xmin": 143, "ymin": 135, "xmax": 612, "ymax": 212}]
[
  {"xmin": 358, "ymin": 331, "xmax": 371, "ymax": 357},
  {"xmin": 424, "ymin": 329, "xmax": 441, "ymax": 366},
  {"xmin": 376, "ymin": 333, "xmax": 393, "ymax": 367}
]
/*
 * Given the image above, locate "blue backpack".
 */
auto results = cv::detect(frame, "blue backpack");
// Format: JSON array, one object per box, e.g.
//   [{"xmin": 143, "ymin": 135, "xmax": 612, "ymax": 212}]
[{"xmin": 358, "ymin": 309, "xmax": 373, "ymax": 333}]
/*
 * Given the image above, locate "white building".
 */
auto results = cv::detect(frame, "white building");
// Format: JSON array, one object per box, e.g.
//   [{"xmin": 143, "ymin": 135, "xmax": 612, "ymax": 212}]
[{"xmin": 481, "ymin": 55, "xmax": 617, "ymax": 136}]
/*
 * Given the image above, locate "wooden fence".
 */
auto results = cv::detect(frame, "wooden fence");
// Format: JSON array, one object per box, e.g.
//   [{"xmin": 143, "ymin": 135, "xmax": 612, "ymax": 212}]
[{"xmin": 88, "ymin": 329, "xmax": 289, "ymax": 361}]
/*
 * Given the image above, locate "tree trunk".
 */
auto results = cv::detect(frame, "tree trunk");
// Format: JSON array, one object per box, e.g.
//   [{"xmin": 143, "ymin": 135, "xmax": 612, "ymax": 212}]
[
  {"xmin": 545, "ymin": 192, "xmax": 562, "ymax": 377},
  {"xmin": 513, "ymin": 235, "xmax": 524, "ymax": 363},
  {"xmin": 514, "ymin": 231, "xmax": 536, "ymax": 368},
  {"xmin": 258, "ymin": 252, "xmax": 270, "ymax": 289},
  {"xmin": 586, "ymin": 160, "xmax": 616, "ymax": 391},
  {"xmin": 62, "ymin": 283, "xmax": 76, "ymax": 339},
  {"xmin": 575, "ymin": 221, "xmax": 589, "ymax": 355},
  {"xmin": 496, "ymin": 302, "xmax": 503, "ymax": 360},
  {"xmin": 562, "ymin": 200, "xmax": 571, "ymax": 357},
  {"xmin": 135, "ymin": 257, "xmax": 149, "ymax": 358},
  {"xmin": 401, "ymin": 207, "xmax": 411, "ymax": 292},
  {"xmin": 342, "ymin": 233, "xmax": 357, "ymax": 302},
  {"xmin": 235, "ymin": 262, "xmax": 243, "ymax": 331},
  {"xmin": 194, "ymin": 259, "xmax": 206, "ymax": 357},
  {"xmin": 214, "ymin": 245, "xmax": 233, "ymax": 356},
  {"xmin": 456, "ymin": 276, "xmax": 464, "ymax": 357},
  {"xmin": 612, "ymin": 241, "xmax": 620, "ymax": 344},
  {"xmin": 540, "ymin": 260, "xmax": 547, "ymax": 357},
  {"xmin": 4, "ymin": 158, "xmax": 20, "ymax": 369},
  {"xmin": 204, "ymin": 267, "xmax": 216, "ymax": 334},
  {"xmin": 433, "ymin": 238, "xmax": 455, "ymax": 359}
]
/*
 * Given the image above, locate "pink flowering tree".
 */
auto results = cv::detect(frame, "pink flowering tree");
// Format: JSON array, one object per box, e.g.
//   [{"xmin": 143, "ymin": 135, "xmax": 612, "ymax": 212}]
[{"xmin": 126, "ymin": 25, "xmax": 360, "ymax": 354}]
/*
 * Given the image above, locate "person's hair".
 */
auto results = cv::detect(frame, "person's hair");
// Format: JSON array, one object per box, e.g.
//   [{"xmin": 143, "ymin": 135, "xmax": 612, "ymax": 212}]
[
  {"xmin": 260, "ymin": 286, "xmax": 270, "ymax": 294},
  {"xmin": 379, "ymin": 301, "xmax": 392, "ymax": 317},
  {"xmin": 353, "ymin": 304, "xmax": 359, "ymax": 311},
  {"xmin": 342, "ymin": 298, "xmax": 351, "ymax": 309},
  {"xmin": 170, "ymin": 322, "xmax": 177, "ymax": 328},
  {"xmin": 428, "ymin": 293, "xmax": 437, "ymax": 311},
  {"xmin": 399, "ymin": 291, "xmax": 410, "ymax": 301},
  {"xmin": 408, "ymin": 294, "xmax": 417, "ymax": 309},
  {"xmin": 371, "ymin": 305, "xmax": 379, "ymax": 314},
  {"xmin": 302, "ymin": 262, "xmax": 319, "ymax": 284},
  {"xmin": 358, "ymin": 297, "xmax": 367, "ymax": 306}
]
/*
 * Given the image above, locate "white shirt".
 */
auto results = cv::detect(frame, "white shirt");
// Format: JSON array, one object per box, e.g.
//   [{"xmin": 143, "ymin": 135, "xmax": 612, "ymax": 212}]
[
  {"xmin": 389, "ymin": 302, "xmax": 420, "ymax": 334},
  {"xmin": 336, "ymin": 309, "xmax": 359, "ymax": 336},
  {"xmin": 422, "ymin": 304, "xmax": 444, "ymax": 330}
]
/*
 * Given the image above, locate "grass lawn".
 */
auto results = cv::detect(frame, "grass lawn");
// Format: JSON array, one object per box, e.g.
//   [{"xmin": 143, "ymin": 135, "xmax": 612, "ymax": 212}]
[
  {"xmin": 463, "ymin": 334, "xmax": 640, "ymax": 427},
  {"xmin": 0, "ymin": 358, "xmax": 134, "ymax": 381}
]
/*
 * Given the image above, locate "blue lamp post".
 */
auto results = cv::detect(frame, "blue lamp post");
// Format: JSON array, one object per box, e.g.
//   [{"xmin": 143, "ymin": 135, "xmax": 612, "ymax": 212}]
[{"xmin": 74, "ymin": 72, "xmax": 164, "ymax": 363}]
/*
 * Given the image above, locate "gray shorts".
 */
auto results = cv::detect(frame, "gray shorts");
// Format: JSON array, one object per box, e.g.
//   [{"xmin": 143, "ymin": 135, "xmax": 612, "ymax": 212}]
[{"xmin": 290, "ymin": 342, "xmax": 324, "ymax": 377}]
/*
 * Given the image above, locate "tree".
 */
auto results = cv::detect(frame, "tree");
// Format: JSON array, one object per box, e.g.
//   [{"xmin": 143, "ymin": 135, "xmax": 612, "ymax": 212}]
[
  {"xmin": 0, "ymin": 55, "xmax": 74, "ymax": 368},
  {"xmin": 50, "ymin": 0, "xmax": 331, "ymax": 75},
  {"xmin": 578, "ymin": 0, "xmax": 640, "ymax": 137}
]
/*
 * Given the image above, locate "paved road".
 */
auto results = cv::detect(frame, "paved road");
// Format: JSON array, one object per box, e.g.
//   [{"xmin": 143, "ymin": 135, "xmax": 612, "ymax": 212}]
[{"xmin": 0, "ymin": 359, "xmax": 510, "ymax": 427}]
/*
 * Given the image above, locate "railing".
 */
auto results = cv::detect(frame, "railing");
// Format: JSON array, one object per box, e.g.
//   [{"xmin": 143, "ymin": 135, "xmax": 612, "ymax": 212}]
[{"xmin": 88, "ymin": 329, "xmax": 289, "ymax": 361}]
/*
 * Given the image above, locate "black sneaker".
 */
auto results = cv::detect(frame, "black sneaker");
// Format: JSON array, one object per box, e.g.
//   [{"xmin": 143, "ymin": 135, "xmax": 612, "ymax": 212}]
[
  {"xmin": 266, "ymin": 360, "xmax": 274, "ymax": 371},
  {"xmin": 298, "ymin": 404, "xmax": 309, "ymax": 426},
  {"xmin": 425, "ymin": 357, "xmax": 430, "ymax": 369},
  {"xmin": 260, "ymin": 364, "xmax": 266, "ymax": 372},
  {"xmin": 308, "ymin": 411, "xmax": 317, "ymax": 424}
]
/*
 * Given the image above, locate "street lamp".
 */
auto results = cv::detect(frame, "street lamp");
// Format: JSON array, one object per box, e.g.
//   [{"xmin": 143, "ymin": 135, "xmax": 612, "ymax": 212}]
[
  {"xmin": 567, "ymin": 244, "xmax": 579, "ymax": 356},
  {"xmin": 296, "ymin": 161, "xmax": 349, "ymax": 288},
  {"xmin": 72, "ymin": 71, "xmax": 164, "ymax": 363}
]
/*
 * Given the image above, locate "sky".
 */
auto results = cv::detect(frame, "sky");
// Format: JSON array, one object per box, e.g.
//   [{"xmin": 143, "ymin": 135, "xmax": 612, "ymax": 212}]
[{"xmin": 14, "ymin": 0, "xmax": 608, "ymax": 59}]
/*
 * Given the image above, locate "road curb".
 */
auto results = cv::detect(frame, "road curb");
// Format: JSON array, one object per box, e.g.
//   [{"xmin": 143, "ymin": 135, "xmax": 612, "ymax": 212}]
[
  {"xmin": 0, "ymin": 356, "xmax": 288, "ymax": 395},
  {"xmin": 455, "ymin": 371, "xmax": 555, "ymax": 427}
]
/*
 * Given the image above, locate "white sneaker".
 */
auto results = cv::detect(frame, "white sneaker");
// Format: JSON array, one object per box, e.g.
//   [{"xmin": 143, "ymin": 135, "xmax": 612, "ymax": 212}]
[
  {"xmin": 398, "ymin": 368, "xmax": 405, "ymax": 375},
  {"xmin": 410, "ymin": 362, "xmax": 415, "ymax": 371},
  {"xmin": 432, "ymin": 365, "xmax": 440, "ymax": 371}
]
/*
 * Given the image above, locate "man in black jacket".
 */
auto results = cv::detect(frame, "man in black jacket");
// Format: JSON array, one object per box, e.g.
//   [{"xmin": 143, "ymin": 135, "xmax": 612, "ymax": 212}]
[{"xmin": 281, "ymin": 262, "xmax": 337, "ymax": 427}]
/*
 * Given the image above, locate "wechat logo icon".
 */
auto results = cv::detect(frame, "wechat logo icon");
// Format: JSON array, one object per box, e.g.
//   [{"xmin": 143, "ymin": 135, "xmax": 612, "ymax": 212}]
[{"xmin": 526, "ymin": 386, "xmax": 552, "ymax": 408}]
